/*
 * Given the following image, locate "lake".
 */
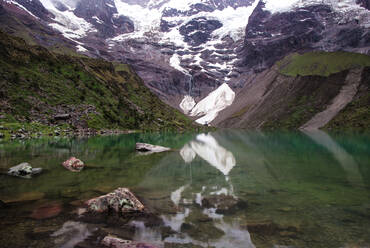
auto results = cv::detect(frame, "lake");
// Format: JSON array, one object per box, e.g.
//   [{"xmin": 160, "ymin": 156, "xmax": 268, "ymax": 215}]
[{"xmin": 0, "ymin": 130, "xmax": 369, "ymax": 248}]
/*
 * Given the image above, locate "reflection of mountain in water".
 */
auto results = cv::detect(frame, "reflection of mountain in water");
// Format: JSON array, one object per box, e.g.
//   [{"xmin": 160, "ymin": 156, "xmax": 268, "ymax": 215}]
[
  {"xmin": 303, "ymin": 130, "xmax": 364, "ymax": 187},
  {"xmin": 180, "ymin": 133, "xmax": 236, "ymax": 176},
  {"xmin": 131, "ymin": 133, "xmax": 255, "ymax": 248}
]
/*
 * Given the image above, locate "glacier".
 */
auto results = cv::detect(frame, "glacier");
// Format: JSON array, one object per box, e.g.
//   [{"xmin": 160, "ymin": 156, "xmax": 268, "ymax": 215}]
[{"xmin": 189, "ymin": 83, "xmax": 235, "ymax": 125}]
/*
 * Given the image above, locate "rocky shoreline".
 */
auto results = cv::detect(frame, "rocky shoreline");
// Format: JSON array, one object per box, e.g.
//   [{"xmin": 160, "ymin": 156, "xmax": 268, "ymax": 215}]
[{"xmin": 0, "ymin": 125, "xmax": 137, "ymax": 141}]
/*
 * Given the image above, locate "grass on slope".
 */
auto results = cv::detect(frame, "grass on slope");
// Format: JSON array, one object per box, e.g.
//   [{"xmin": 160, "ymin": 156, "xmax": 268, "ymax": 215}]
[
  {"xmin": 0, "ymin": 30, "xmax": 195, "ymax": 137},
  {"xmin": 278, "ymin": 51, "xmax": 370, "ymax": 77}
]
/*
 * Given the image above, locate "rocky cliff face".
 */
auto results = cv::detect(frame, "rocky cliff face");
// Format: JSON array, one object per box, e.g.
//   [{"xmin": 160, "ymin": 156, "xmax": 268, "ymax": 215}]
[
  {"xmin": 74, "ymin": 0, "xmax": 134, "ymax": 38},
  {"xmin": 0, "ymin": 0, "xmax": 258, "ymax": 107},
  {"xmin": 239, "ymin": 0, "xmax": 370, "ymax": 73}
]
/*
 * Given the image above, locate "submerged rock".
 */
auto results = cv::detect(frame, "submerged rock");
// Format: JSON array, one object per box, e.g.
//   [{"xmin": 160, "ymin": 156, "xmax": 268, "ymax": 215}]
[
  {"xmin": 30, "ymin": 202, "xmax": 62, "ymax": 220},
  {"xmin": 86, "ymin": 188, "xmax": 145, "ymax": 215},
  {"xmin": 62, "ymin": 157, "xmax": 85, "ymax": 172},
  {"xmin": 1, "ymin": 191, "xmax": 45, "ymax": 203},
  {"xmin": 101, "ymin": 235, "xmax": 158, "ymax": 248},
  {"xmin": 202, "ymin": 195, "xmax": 247, "ymax": 215},
  {"xmin": 7, "ymin": 162, "xmax": 43, "ymax": 178},
  {"xmin": 135, "ymin": 143, "xmax": 171, "ymax": 154}
]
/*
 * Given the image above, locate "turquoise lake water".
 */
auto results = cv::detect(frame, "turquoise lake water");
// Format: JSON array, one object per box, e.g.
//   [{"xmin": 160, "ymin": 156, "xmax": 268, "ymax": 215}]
[{"xmin": 0, "ymin": 130, "xmax": 369, "ymax": 248}]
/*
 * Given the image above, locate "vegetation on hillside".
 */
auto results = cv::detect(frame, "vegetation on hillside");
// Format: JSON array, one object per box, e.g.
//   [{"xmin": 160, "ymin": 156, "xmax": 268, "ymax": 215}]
[
  {"xmin": 0, "ymin": 31, "xmax": 195, "ymax": 138},
  {"xmin": 278, "ymin": 51, "xmax": 370, "ymax": 77}
]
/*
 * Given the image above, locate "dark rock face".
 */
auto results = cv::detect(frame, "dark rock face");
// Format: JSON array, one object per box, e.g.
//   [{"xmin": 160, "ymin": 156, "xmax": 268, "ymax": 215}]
[
  {"xmin": 357, "ymin": 0, "xmax": 370, "ymax": 10},
  {"xmin": 74, "ymin": 0, "xmax": 134, "ymax": 38},
  {"xmin": 240, "ymin": 1, "xmax": 370, "ymax": 73},
  {"xmin": 180, "ymin": 17, "xmax": 222, "ymax": 46},
  {"xmin": 12, "ymin": 0, "xmax": 51, "ymax": 20}
]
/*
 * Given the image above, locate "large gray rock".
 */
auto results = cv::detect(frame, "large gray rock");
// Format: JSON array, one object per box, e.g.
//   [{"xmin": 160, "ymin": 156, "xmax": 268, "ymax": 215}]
[
  {"xmin": 7, "ymin": 162, "xmax": 42, "ymax": 178},
  {"xmin": 86, "ymin": 188, "xmax": 145, "ymax": 215},
  {"xmin": 135, "ymin": 143, "xmax": 171, "ymax": 154},
  {"xmin": 62, "ymin": 157, "xmax": 85, "ymax": 172}
]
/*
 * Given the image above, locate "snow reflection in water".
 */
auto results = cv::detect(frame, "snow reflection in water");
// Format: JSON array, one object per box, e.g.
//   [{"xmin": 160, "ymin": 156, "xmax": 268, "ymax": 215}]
[{"xmin": 130, "ymin": 133, "xmax": 255, "ymax": 248}]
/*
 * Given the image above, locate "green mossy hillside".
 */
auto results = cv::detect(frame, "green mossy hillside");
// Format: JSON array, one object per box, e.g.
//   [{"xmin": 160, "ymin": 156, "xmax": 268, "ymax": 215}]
[
  {"xmin": 0, "ymin": 31, "xmax": 194, "ymax": 135},
  {"xmin": 278, "ymin": 51, "xmax": 370, "ymax": 77}
]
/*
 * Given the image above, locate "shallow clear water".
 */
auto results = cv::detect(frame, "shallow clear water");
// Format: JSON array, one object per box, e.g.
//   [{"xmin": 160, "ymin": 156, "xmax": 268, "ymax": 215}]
[{"xmin": 0, "ymin": 130, "xmax": 369, "ymax": 248}]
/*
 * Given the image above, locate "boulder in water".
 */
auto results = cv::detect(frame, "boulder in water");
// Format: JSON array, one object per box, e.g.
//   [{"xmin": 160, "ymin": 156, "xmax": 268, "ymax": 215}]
[
  {"xmin": 135, "ymin": 143, "xmax": 171, "ymax": 154},
  {"xmin": 86, "ymin": 188, "xmax": 144, "ymax": 215},
  {"xmin": 62, "ymin": 157, "xmax": 85, "ymax": 172},
  {"xmin": 7, "ymin": 162, "xmax": 42, "ymax": 178},
  {"xmin": 102, "ymin": 235, "xmax": 158, "ymax": 248}
]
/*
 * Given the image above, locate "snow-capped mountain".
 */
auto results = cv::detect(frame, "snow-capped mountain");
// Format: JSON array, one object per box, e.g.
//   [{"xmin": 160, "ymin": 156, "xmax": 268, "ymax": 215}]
[{"xmin": 1, "ymin": 0, "xmax": 369, "ymax": 125}]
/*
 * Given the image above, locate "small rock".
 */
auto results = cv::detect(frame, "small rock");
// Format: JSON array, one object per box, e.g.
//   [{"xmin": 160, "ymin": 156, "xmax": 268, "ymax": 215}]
[
  {"xmin": 243, "ymin": 221, "xmax": 278, "ymax": 235},
  {"xmin": 7, "ymin": 162, "xmax": 43, "ymax": 178},
  {"xmin": 135, "ymin": 143, "xmax": 171, "ymax": 154},
  {"xmin": 279, "ymin": 231, "xmax": 297, "ymax": 238},
  {"xmin": 86, "ymin": 188, "xmax": 144, "ymax": 215},
  {"xmin": 0, "ymin": 133, "xmax": 4, "ymax": 139},
  {"xmin": 62, "ymin": 157, "xmax": 85, "ymax": 172},
  {"xmin": 101, "ymin": 235, "xmax": 158, "ymax": 248},
  {"xmin": 54, "ymin": 114, "xmax": 71, "ymax": 120},
  {"xmin": 278, "ymin": 207, "xmax": 293, "ymax": 212},
  {"xmin": 30, "ymin": 202, "xmax": 62, "ymax": 220}
]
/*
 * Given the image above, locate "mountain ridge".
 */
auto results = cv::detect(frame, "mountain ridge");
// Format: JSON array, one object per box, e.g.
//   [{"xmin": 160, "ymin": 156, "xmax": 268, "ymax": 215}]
[{"xmin": 0, "ymin": 0, "xmax": 370, "ymax": 130}]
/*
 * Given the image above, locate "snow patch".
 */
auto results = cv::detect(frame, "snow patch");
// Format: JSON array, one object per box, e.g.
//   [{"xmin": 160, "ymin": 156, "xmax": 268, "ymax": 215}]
[
  {"xmin": 263, "ymin": 0, "xmax": 299, "ymax": 14},
  {"xmin": 39, "ymin": 0, "xmax": 97, "ymax": 40},
  {"xmin": 179, "ymin": 95, "xmax": 196, "ymax": 114},
  {"xmin": 190, "ymin": 83, "xmax": 235, "ymax": 125},
  {"xmin": 169, "ymin": 53, "xmax": 188, "ymax": 73},
  {"xmin": 76, "ymin": 44, "xmax": 87, "ymax": 52},
  {"xmin": 92, "ymin": 16, "xmax": 104, "ymax": 24}
]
